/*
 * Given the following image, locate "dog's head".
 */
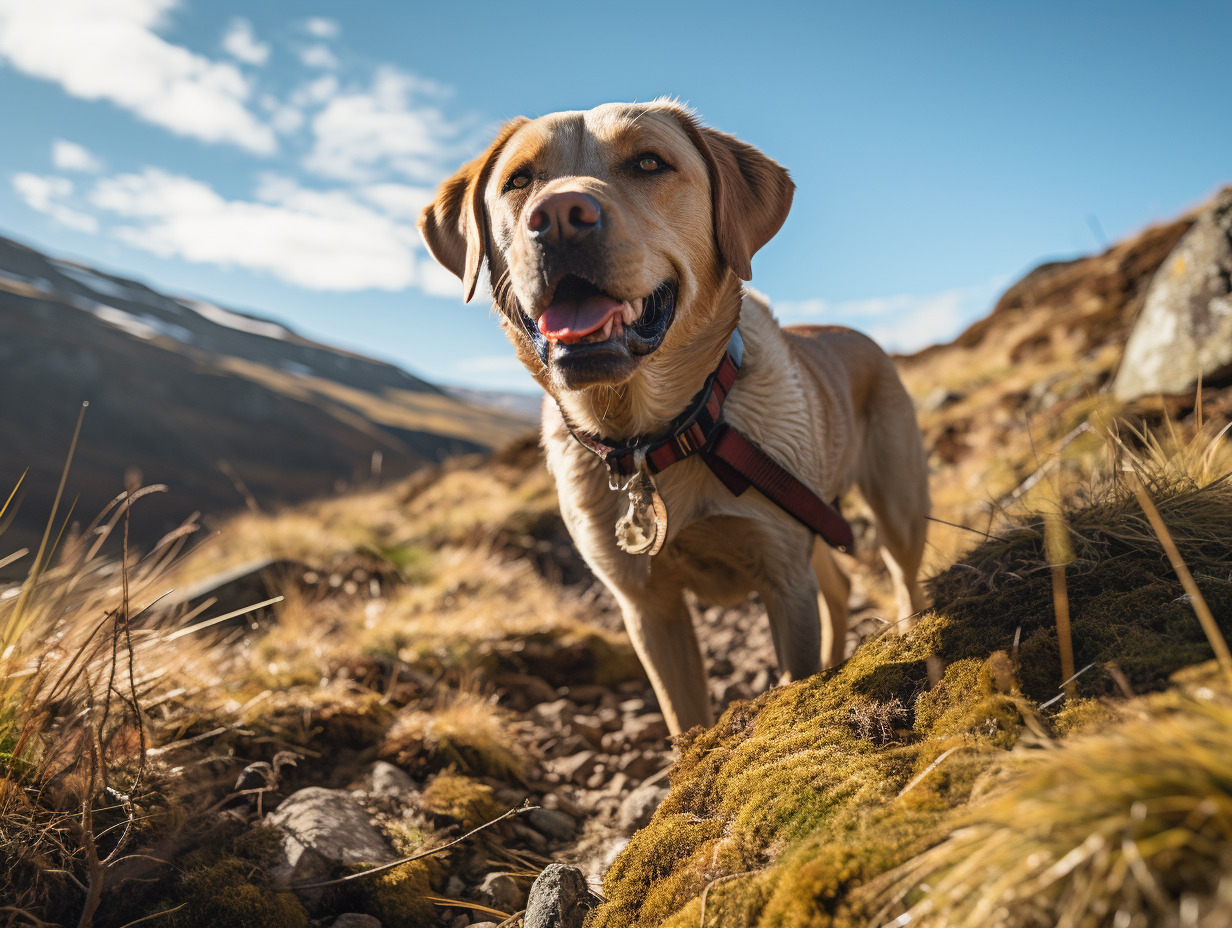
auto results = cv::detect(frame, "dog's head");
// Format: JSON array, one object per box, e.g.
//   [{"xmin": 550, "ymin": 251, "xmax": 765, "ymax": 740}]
[{"xmin": 419, "ymin": 101, "xmax": 793, "ymax": 394}]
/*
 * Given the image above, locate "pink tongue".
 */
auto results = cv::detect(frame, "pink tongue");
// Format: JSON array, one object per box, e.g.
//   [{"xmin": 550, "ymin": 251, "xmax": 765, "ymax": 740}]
[{"xmin": 538, "ymin": 293, "xmax": 623, "ymax": 344}]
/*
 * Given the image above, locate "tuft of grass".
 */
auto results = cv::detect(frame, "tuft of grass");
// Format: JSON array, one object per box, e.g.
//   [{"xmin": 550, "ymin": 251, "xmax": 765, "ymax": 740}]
[
  {"xmin": 870, "ymin": 686, "xmax": 1232, "ymax": 928},
  {"xmin": 381, "ymin": 688, "xmax": 530, "ymax": 782}
]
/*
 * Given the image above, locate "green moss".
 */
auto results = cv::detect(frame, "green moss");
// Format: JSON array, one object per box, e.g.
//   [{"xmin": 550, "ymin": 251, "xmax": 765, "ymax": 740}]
[
  {"xmin": 342, "ymin": 859, "xmax": 438, "ymax": 928},
  {"xmin": 420, "ymin": 770, "xmax": 503, "ymax": 827},
  {"xmin": 166, "ymin": 858, "xmax": 308, "ymax": 928},
  {"xmin": 587, "ymin": 476, "xmax": 1232, "ymax": 928}
]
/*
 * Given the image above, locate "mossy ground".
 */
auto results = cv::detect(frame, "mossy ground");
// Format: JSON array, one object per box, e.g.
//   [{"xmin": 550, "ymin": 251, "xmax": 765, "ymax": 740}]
[{"xmin": 591, "ymin": 472, "xmax": 1232, "ymax": 928}]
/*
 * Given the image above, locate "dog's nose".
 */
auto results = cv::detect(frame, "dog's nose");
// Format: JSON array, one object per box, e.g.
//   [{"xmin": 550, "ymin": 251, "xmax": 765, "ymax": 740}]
[{"xmin": 526, "ymin": 191, "xmax": 602, "ymax": 246}]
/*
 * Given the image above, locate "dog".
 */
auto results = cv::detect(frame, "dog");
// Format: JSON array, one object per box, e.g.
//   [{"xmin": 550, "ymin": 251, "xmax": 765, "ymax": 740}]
[{"xmin": 419, "ymin": 101, "xmax": 929, "ymax": 735}]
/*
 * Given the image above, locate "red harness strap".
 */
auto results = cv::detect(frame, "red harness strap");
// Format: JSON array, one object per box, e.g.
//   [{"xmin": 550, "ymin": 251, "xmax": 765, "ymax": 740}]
[
  {"xmin": 703, "ymin": 425, "xmax": 855, "ymax": 551},
  {"xmin": 564, "ymin": 329, "xmax": 855, "ymax": 553}
]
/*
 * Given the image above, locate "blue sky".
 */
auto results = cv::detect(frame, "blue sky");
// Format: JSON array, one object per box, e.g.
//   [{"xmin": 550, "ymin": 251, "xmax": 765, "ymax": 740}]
[{"xmin": 1, "ymin": 1, "xmax": 1229, "ymax": 393}]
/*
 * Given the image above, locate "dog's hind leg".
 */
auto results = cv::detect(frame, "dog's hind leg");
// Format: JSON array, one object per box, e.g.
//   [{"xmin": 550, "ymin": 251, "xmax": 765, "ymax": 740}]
[
  {"xmin": 857, "ymin": 377, "xmax": 930, "ymax": 630},
  {"xmin": 810, "ymin": 541, "xmax": 851, "ymax": 668},
  {"xmin": 617, "ymin": 590, "xmax": 711, "ymax": 735},
  {"xmin": 761, "ymin": 565, "xmax": 824, "ymax": 684}
]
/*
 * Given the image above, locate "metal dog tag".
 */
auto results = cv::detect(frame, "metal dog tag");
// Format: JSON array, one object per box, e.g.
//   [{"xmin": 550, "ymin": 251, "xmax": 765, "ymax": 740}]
[{"xmin": 615, "ymin": 472, "xmax": 667, "ymax": 556}]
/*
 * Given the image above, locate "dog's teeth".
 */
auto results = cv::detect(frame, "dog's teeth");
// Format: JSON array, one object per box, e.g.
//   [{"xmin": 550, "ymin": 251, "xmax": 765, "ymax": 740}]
[
  {"xmin": 601, "ymin": 318, "xmax": 614, "ymax": 340},
  {"xmin": 624, "ymin": 300, "xmax": 642, "ymax": 325}
]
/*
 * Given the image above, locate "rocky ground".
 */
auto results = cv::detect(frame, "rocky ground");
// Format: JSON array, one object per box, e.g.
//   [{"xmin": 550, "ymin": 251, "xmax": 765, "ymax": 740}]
[{"xmin": 135, "ymin": 545, "xmax": 893, "ymax": 928}]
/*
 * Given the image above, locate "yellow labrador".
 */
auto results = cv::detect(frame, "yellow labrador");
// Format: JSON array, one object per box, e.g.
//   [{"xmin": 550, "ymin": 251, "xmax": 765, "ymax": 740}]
[{"xmin": 420, "ymin": 101, "xmax": 929, "ymax": 734}]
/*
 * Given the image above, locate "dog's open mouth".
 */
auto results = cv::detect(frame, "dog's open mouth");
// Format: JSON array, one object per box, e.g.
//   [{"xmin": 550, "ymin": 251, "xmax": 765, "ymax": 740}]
[{"xmin": 524, "ymin": 275, "xmax": 677, "ymax": 366}]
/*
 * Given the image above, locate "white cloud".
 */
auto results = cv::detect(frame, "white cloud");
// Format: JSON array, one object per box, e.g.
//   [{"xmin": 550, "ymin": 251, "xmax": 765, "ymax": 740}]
[
  {"xmin": 290, "ymin": 74, "xmax": 340, "ymax": 107},
  {"xmin": 12, "ymin": 172, "xmax": 99, "ymax": 232},
  {"xmin": 304, "ymin": 67, "xmax": 464, "ymax": 183},
  {"xmin": 0, "ymin": 0, "xmax": 276, "ymax": 154},
  {"xmin": 418, "ymin": 257, "xmax": 466, "ymax": 298},
  {"xmin": 357, "ymin": 183, "xmax": 434, "ymax": 220},
  {"xmin": 51, "ymin": 139, "xmax": 104, "ymax": 173},
  {"xmin": 221, "ymin": 17, "xmax": 269, "ymax": 67},
  {"xmin": 89, "ymin": 167, "xmax": 431, "ymax": 291},
  {"xmin": 775, "ymin": 277, "xmax": 1009, "ymax": 354},
  {"xmin": 260, "ymin": 94, "xmax": 305, "ymax": 134},
  {"xmin": 303, "ymin": 17, "xmax": 339, "ymax": 39},
  {"xmin": 298, "ymin": 43, "xmax": 338, "ymax": 70}
]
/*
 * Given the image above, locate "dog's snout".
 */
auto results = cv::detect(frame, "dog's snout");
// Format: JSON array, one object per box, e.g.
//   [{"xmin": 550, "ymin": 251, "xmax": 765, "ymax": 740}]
[{"xmin": 527, "ymin": 191, "xmax": 602, "ymax": 246}]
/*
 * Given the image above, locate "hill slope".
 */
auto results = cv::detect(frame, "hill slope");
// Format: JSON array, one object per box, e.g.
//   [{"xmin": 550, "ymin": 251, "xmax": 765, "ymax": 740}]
[{"xmin": 0, "ymin": 234, "xmax": 530, "ymax": 563}]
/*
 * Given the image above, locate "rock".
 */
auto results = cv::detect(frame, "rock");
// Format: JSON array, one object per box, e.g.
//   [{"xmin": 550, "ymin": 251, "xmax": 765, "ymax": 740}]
[
  {"xmin": 161, "ymin": 558, "xmax": 306, "ymax": 631},
  {"xmin": 1113, "ymin": 187, "xmax": 1232, "ymax": 400},
  {"xmin": 478, "ymin": 871, "xmax": 527, "ymax": 911},
  {"xmin": 353, "ymin": 760, "xmax": 417, "ymax": 797},
  {"xmin": 264, "ymin": 787, "xmax": 396, "ymax": 892},
  {"xmin": 512, "ymin": 821, "xmax": 550, "ymax": 852},
  {"xmin": 542, "ymin": 792, "xmax": 586, "ymax": 818},
  {"xmin": 524, "ymin": 864, "xmax": 602, "ymax": 928},
  {"xmin": 919, "ymin": 385, "xmax": 964, "ymax": 413},
  {"xmin": 600, "ymin": 730, "xmax": 626, "ymax": 753},
  {"xmin": 619, "ymin": 752, "xmax": 663, "ymax": 781},
  {"xmin": 450, "ymin": 916, "xmax": 469, "ymax": 928},
  {"xmin": 569, "ymin": 714, "xmax": 606, "ymax": 748},
  {"xmin": 532, "ymin": 698, "xmax": 574, "ymax": 727},
  {"xmin": 470, "ymin": 923, "xmax": 501, "ymax": 928},
  {"xmin": 527, "ymin": 806, "xmax": 577, "ymax": 841},
  {"xmin": 330, "ymin": 916, "xmax": 383, "ymax": 928},
  {"xmin": 494, "ymin": 671, "xmax": 559, "ymax": 708},
  {"xmin": 624, "ymin": 713, "xmax": 668, "ymax": 745},
  {"xmin": 617, "ymin": 782, "xmax": 668, "ymax": 832},
  {"xmin": 562, "ymin": 684, "xmax": 612, "ymax": 706},
  {"xmin": 551, "ymin": 750, "xmax": 598, "ymax": 784}
]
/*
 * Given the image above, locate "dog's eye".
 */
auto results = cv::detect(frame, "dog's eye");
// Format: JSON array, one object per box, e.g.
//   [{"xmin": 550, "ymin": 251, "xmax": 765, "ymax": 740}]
[
  {"xmin": 505, "ymin": 172, "xmax": 531, "ymax": 192},
  {"xmin": 636, "ymin": 154, "xmax": 665, "ymax": 173}
]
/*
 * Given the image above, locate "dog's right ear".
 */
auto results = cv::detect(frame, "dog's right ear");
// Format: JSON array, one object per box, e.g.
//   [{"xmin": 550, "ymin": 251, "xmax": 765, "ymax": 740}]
[{"xmin": 418, "ymin": 117, "xmax": 528, "ymax": 303}]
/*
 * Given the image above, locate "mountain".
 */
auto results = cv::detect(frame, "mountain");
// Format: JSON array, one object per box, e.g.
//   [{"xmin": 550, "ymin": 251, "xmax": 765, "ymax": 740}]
[{"xmin": 0, "ymin": 233, "xmax": 533, "ymax": 568}]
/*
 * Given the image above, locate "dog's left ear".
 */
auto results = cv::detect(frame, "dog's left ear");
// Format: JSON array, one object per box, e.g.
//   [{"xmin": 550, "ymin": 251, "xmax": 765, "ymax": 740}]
[
  {"xmin": 677, "ymin": 113, "xmax": 795, "ymax": 281},
  {"xmin": 418, "ymin": 117, "xmax": 528, "ymax": 302}
]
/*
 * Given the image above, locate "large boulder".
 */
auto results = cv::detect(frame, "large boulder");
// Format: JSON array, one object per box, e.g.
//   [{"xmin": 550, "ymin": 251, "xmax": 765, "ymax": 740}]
[{"xmin": 1114, "ymin": 187, "xmax": 1232, "ymax": 400}]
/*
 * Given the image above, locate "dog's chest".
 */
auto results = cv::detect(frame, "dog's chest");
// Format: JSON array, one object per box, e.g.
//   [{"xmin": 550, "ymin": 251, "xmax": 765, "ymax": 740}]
[{"xmin": 654, "ymin": 513, "xmax": 780, "ymax": 605}]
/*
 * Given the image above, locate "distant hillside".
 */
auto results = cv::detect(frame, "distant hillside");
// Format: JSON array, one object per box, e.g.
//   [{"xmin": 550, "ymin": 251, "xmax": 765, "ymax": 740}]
[{"xmin": 0, "ymin": 233, "xmax": 532, "ymax": 567}]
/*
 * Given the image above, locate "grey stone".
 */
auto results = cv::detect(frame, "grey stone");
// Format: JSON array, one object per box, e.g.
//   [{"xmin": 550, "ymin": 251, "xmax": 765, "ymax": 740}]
[
  {"xmin": 1114, "ymin": 187, "xmax": 1232, "ymax": 400},
  {"xmin": 524, "ymin": 864, "xmax": 601, "ymax": 928},
  {"xmin": 161, "ymin": 558, "xmax": 305, "ymax": 630},
  {"xmin": 330, "ymin": 916, "xmax": 383, "ymax": 928},
  {"xmin": 477, "ymin": 871, "xmax": 528, "ymax": 911},
  {"xmin": 551, "ymin": 750, "xmax": 597, "ymax": 785},
  {"xmin": 264, "ymin": 787, "xmax": 395, "ymax": 892},
  {"xmin": 354, "ymin": 760, "xmax": 416, "ymax": 797},
  {"xmin": 617, "ymin": 782, "xmax": 668, "ymax": 832},
  {"xmin": 527, "ymin": 806, "xmax": 577, "ymax": 841},
  {"xmin": 624, "ymin": 713, "xmax": 668, "ymax": 745}
]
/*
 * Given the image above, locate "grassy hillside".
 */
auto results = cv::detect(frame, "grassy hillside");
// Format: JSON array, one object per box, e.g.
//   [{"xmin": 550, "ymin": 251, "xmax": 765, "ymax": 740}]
[{"xmin": 3, "ymin": 200, "xmax": 1232, "ymax": 927}]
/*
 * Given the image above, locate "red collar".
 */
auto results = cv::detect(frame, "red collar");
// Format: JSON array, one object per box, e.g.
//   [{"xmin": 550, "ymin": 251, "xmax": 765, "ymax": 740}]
[
  {"xmin": 562, "ymin": 328, "xmax": 855, "ymax": 552},
  {"xmin": 567, "ymin": 330, "xmax": 744, "ymax": 477}
]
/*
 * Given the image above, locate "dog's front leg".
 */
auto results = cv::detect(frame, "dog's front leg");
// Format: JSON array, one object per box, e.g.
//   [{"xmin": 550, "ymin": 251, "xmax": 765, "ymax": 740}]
[
  {"xmin": 760, "ymin": 568, "xmax": 824, "ymax": 685},
  {"xmin": 616, "ymin": 587, "xmax": 711, "ymax": 735}
]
